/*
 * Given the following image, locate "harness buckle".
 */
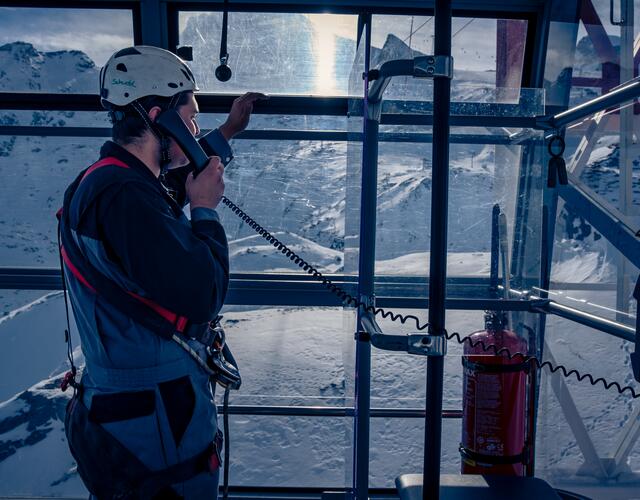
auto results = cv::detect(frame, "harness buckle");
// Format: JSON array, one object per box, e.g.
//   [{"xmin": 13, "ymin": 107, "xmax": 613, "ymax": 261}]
[{"xmin": 61, "ymin": 370, "xmax": 77, "ymax": 392}]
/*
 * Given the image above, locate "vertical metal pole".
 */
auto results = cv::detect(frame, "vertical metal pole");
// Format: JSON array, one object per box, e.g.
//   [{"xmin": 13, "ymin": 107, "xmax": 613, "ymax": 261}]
[
  {"xmin": 139, "ymin": 0, "xmax": 168, "ymax": 48},
  {"xmin": 423, "ymin": 1, "xmax": 451, "ymax": 499},
  {"xmin": 532, "ymin": 0, "xmax": 578, "ymax": 478},
  {"xmin": 617, "ymin": 0, "xmax": 634, "ymax": 322},
  {"xmin": 353, "ymin": 16, "xmax": 374, "ymax": 500}
]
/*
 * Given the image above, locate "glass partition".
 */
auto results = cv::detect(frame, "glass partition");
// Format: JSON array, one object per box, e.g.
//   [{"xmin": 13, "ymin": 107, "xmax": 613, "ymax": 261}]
[
  {"xmin": 545, "ymin": 0, "xmax": 640, "ymax": 108},
  {"xmin": 220, "ymin": 137, "xmax": 348, "ymax": 273}
]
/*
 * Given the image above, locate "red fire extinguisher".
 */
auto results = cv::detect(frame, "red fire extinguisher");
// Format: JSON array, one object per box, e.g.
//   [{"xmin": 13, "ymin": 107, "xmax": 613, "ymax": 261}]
[{"xmin": 460, "ymin": 311, "xmax": 529, "ymax": 476}]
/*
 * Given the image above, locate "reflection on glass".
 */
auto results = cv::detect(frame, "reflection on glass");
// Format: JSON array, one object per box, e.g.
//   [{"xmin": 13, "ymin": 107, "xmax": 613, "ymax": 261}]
[
  {"xmin": 0, "ymin": 7, "xmax": 134, "ymax": 92},
  {"xmin": 220, "ymin": 139, "xmax": 347, "ymax": 274},
  {"xmin": 372, "ymin": 15, "xmax": 528, "ymax": 98},
  {"xmin": 179, "ymin": 12, "xmax": 357, "ymax": 95},
  {"xmin": 372, "ymin": 133, "xmax": 544, "ymax": 278},
  {"xmin": 547, "ymin": 0, "xmax": 640, "ymax": 108}
]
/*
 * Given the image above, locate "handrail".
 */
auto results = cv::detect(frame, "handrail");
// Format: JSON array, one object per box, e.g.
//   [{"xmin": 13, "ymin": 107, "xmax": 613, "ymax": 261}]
[{"xmin": 537, "ymin": 76, "xmax": 640, "ymax": 130}]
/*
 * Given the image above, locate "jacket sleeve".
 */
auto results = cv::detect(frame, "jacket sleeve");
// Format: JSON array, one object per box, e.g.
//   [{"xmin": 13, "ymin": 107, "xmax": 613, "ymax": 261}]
[{"xmin": 98, "ymin": 181, "xmax": 229, "ymax": 324}]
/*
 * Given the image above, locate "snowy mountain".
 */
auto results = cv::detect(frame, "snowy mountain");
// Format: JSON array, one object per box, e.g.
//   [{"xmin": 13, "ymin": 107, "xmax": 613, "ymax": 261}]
[{"xmin": 0, "ymin": 41, "xmax": 98, "ymax": 93}]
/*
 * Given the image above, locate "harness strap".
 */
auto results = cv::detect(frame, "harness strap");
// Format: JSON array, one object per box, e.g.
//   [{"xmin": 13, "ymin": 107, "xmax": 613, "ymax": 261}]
[
  {"xmin": 87, "ymin": 357, "xmax": 199, "ymax": 388},
  {"xmin": 459, "ymin": 444, "xmax": 528, "ymax": 466},
  {"xmin": 137, "ymin": 441, "xmax": 221, "ymax": 499},
  {"xmin": 58, "ymin": 156, "xmax": 211, "ymax": 342}
]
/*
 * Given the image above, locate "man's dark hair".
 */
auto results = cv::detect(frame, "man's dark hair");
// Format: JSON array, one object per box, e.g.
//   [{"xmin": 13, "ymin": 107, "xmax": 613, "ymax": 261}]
[{"xmin": 110, "ymin": 91, "xmax": 191, "ymax": 145}]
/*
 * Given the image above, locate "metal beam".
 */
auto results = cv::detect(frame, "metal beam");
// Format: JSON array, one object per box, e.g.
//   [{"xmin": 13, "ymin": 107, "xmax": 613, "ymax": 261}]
[
  {"xmin": 0, "ymin": 126, "xmax": 521, "ymax": 145},
  {"xmin": 139, "ymin": 0, "xmax": 167, "ymax": 47},
  {"xmin": 558, "ymin": 173, "xmax": 640, "ymax": 271},
  {"xmin": 423, "ymin": 1, "xmax": 451, "ymax": 497},
  {"xmin": 217, "ymin": 404, "xmax": 463, "ymax": 419},
  {"xmin": 539, "ymin": 76, "xmax": 640, "ymax": 130},
  {"xmin": 353, "ymin": 15, "xmax": 374, "ymax": 500},
  {"xmin": 0, "ymin": 93, "xmax": 542, "ymax": 129},
  {"xmin": 532, "ymin": 301, "xmax": 636, "ymax": 343}
]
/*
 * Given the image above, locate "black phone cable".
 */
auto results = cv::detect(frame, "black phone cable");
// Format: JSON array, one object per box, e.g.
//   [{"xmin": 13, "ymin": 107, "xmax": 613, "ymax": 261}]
[{"xmin": 221, "ymin": 196, "xmax": 639, "ymax": 399}]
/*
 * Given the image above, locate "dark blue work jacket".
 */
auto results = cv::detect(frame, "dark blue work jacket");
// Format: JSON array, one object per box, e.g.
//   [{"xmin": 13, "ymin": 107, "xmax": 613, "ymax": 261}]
[{"xmin": 61, "ymin": 140, "xmax": 229, "ymax": 492}]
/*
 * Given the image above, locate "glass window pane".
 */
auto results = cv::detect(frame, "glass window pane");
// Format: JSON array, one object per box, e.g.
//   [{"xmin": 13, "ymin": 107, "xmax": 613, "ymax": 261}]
[
  {"xmin": 179, "ymin": 12, "xmax": 358, "ymax": 96},
  {"xmin": 536, "ymin": 320, "xmax": 638, "ymax": 484},
  {"xmin": 226, "ymin": 415, "xmax": 350, "ymax": 488},
  {"xmin": 0, "ymin": 134, "xmax": 108, "ymax": 267},
  {"xmin": 369, "ymin": 418, "xmax": 463, "ymax": 487},
  {"xmin": 546, "ymin": 0, "xmax": 640, "ymax": 108},
  {"xmin": 0, "ymin": 8, "xmax": 134, "ymax": 92},
  {"xmin": 220, "ymin": 306, "xmax": 355, "ymax": 405},
  {"xmin": 0, "ymin": 289, "xmax": 83, "ymax": 497},
  {"xmin": 372, "ymin": 15, "xmax": 528, "ymax": 95},
  {"xmin": 221, "ymin": 136, "xmax": 347, "ymax": 274},
  {"xmin": 371, "ymin": 127, "xmax": 545, "ymax": 280}
]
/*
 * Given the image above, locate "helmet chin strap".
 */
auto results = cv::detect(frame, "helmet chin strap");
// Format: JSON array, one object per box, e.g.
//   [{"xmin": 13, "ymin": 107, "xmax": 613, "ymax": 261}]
[{"xmin": 131, "ymin": 101, "xmax": 172, "ymax": 178}]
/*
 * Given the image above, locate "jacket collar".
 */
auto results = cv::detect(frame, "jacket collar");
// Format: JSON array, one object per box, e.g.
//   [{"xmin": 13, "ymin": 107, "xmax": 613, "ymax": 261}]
[
  {"xmin": 99, "ymin": 141, "xmax": 182, "ymax": 214},
  {"xmin": 99, "ymin": 141, "xmax": 160, "ymax": 185}
]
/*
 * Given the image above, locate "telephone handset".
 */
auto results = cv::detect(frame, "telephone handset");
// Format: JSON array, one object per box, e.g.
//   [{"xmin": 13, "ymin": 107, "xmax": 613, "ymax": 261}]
[{"xmin": 155, "ymin": 108, "xmax": 220, "ymax": 175}]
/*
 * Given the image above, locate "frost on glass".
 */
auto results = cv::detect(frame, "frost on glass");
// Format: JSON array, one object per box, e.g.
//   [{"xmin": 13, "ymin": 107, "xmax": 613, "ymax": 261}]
[
  {"xmin": 179, "ymin": 12, "xmax": 357, "ymax": 95},
  {"xmin": 0, "ymin": 7, "xmax": 134, "ymax": 92}
]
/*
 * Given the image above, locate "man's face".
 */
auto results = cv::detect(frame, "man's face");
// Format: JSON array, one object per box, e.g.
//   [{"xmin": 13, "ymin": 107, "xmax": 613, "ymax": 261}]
[{"xmin": 168, "ymin": 92, "xmax": 200, "ymax": 169}]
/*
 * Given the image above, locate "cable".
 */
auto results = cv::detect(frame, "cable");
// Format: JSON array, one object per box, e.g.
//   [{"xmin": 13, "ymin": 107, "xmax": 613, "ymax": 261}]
[
  {"xmin": 221, "ymin": 196, "xmax": 430, "ymax": 331},
  {"xmin": 221, "ymin": 196, "xmax": 640, "ymax": 399},
  {"xmin": 401, "ymin": 17, "xmax": 433, "ymax": 45},
  {"xmin": 57, "ymin": 221, "xmax": 78, "ymax": 394},
  {"xmin": 452, "ymin": 18, "xmax": 475, "ymax": 39},
  {"xmin": 223, "ymin": 388, "xmax": 231, "ymax": 500}
]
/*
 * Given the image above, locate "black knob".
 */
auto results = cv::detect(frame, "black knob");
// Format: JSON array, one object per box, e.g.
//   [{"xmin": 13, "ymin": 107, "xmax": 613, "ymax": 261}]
[{"xmin": 215, "ymin": 64, "xmax": 232, "ymax": 82}]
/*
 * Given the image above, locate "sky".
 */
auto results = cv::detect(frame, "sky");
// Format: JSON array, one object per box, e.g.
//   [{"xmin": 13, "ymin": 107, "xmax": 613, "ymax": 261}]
[{"xmin": 0, "ymin": 7, "xmax": 134, "ymax": 66}]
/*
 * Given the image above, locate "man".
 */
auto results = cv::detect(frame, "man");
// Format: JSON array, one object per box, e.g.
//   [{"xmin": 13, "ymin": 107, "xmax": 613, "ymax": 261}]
[{"xmin": 59, "ymin": 46, "xmax": 265, "ymax": 499}]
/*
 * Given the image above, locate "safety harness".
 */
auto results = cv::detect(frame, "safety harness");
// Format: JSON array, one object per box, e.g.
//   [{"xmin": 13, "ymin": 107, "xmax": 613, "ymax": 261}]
[{"xmin": 58, "ymin": 156, "xmax": 233, "ymax": 498}]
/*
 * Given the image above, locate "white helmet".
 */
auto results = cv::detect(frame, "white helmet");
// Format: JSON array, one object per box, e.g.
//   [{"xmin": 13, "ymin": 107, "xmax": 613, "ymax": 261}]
[{"xmin": 99, "ymin": 46, "xmax": 198, "ymax": 108}]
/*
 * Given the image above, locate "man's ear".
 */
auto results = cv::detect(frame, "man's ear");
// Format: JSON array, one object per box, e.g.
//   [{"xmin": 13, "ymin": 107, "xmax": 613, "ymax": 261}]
[{"xmin": 148, "ymin": 106, "xmax": 163, "ymax": 122}]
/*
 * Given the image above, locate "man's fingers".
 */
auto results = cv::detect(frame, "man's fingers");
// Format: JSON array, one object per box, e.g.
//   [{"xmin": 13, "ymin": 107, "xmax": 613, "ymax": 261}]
[{"xmin": 237, "ymin": 92, "xmax": 269, "ymax": 104}]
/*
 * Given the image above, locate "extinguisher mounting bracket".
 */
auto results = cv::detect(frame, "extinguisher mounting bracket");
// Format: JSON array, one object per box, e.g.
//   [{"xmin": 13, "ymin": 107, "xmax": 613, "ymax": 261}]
[
  {"xmin": 359, "ymin": 309, "xmax": 447, "ymax": 356},
  {"xmin": 407, "ymin": 334, "xmax": 447, "ymax": 357}
]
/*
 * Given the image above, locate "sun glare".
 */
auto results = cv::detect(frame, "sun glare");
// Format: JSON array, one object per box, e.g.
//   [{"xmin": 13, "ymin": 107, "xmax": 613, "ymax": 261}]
[{"xmin": 308, "ymin": 14, "xmax": 356, "ymax": 95}]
